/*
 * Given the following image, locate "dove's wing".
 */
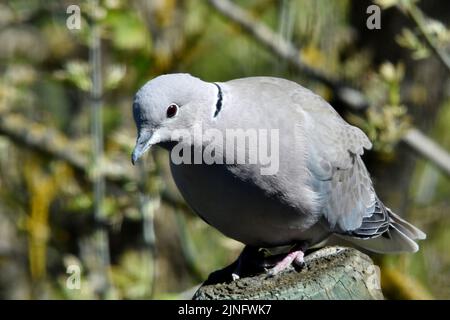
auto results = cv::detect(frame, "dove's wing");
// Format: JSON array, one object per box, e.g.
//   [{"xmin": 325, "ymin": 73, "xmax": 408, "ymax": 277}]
[
  {"xmin": 294, "ymin": 86, "xmax": 426, "ymax": 252},
  {"xmin": 297, "ymin": 92, "xmax": 387, "ymax": 235}
]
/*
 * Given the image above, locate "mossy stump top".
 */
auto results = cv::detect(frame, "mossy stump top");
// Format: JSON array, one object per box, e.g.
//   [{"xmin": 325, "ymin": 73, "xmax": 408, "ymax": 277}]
[{"xmin": 193, "ymin": 246, "xmax": 384, "ymax": 300}]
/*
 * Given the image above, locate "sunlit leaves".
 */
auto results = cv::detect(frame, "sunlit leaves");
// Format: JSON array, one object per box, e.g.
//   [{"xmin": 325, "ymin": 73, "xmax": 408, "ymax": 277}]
[
  {"xmin": 374, "ymin": 0, "xmax": 419, "ymax": 10},
  {"xmin": 54, "ymin": 61, "xmax": 126, "ymax": 92},
  {"xmin": 105, "ymin": 64, "xmax": 126, "ymax": 90},
  {"xmin": 396, "ymin": 28, "xmax": 430, "ymax": 60},
  {"xmin": 54, "ymin": 60, "xmax": 91, "ymax": 92},
  {"xmin": 374, "ymin": 0, "xmax": 400, "ymax": 10},
  {"xmin": 349, "ymin": 62, "xmax": 410, "ymax": 154},
  {"xmin": 103, "ymin": 10, "xmax": 151, "ymax": 52},
  {"xmin": 396, "ymin": 20, "xmax": 450, "ymax": 61}
]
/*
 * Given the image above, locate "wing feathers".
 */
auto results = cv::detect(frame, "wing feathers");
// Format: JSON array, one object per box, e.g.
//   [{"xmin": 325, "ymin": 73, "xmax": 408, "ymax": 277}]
[{"xmin": 299, "ymin": 88, "xmax": 425, "ymax": 253}]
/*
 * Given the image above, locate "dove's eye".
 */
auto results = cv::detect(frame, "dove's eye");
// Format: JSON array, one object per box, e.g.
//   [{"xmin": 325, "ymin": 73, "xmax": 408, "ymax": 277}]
[{"xmin": 166, "ymin": 104, "xmax": 178, "ymax": 118}]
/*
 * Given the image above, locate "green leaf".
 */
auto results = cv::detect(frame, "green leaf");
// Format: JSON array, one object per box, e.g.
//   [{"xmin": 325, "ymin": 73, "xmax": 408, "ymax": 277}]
[{"xmin": 103, "ymin": 10, "xmax": 151, "ymax": 51}]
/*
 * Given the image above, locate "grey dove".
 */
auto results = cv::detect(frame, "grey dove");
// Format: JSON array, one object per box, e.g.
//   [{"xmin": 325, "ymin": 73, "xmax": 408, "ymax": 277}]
[{"xmin": 131, "ymin": 73, "xmax": 426, "ymax": 276}]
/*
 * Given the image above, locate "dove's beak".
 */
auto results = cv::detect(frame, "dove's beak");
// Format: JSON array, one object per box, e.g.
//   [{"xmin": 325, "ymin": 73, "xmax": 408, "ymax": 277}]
[{"xmin": 131, "ymin": 130, "xmax": 158, "ymax": 165}]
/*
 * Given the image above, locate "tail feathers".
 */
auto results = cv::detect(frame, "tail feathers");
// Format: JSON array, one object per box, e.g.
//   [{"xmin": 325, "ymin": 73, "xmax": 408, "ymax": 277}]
[
  {"xmin": 341, "ymin": 208, "xmax": 426, "ymax": 254},
  {"xmin": 387, "ymin": 209, "xmax": 426, "ymax": 240}
]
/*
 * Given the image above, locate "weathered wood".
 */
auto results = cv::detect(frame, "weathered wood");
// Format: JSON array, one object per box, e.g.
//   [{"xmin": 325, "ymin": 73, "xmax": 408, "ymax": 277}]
[{"xmin": 193, "ymin": 246, "xmax": 384, "ymax": 300}]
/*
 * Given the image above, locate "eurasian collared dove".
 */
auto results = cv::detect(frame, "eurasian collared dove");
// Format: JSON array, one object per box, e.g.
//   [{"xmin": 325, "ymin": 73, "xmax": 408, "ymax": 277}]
[{"xmin": 131, "ymin": 73, "xmax": 426, "ymax": 275}]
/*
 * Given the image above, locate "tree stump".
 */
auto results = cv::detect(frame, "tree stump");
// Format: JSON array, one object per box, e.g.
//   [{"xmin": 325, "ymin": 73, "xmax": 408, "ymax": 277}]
[{"xmin": 193, "ymin": 246, "xmax": 384, "ymax": 300}]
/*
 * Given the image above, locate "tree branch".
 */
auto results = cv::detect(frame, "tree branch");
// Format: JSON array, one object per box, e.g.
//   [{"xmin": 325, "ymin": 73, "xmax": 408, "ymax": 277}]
[
  {"xmin": 207, "ymin": 0, "xmax": 369, "ymax": 111},
  {"xmin": 0, "ymin": 111, "xmax": 187, "ymax": 209},
  {"xmin": 404, "ymin": 3, "xmax": 450, "ymax": 74},
  {"xmin": 207, "ymin": 0, "xmax": 450, "ymax": 177},
  {"xmin": 402, "ymin": 128, "xmax": 450, "ymax": 176}
]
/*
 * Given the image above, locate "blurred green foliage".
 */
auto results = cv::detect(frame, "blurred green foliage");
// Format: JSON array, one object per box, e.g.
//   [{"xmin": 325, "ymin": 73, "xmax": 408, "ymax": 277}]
[{"xmin": 0, "ymin": 0, "xmax": 448, "ymax": 300}]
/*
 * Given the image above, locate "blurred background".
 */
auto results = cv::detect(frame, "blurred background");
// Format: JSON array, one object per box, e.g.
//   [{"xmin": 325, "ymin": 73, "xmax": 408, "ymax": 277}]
[{"xmin": 0, "ymin": 0, "xmax": 448, "ymax": 299}]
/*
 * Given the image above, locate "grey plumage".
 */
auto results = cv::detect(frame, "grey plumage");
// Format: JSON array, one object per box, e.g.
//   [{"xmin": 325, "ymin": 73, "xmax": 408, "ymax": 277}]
[{"xmin": 132, "ymin": 73, "xmax": 426, "ymax": 254}]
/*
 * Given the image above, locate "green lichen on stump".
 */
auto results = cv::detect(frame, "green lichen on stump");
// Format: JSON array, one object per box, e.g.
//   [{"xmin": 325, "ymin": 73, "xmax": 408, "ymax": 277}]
[{"xmin": 193, "ymin": 246, "xmax": 384, "ymax": 300}]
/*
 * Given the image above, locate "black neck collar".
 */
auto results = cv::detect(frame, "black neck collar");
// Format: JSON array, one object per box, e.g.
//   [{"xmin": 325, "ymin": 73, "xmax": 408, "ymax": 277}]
[{"xmin": 213, "ymin": 83, "xmax": 223, "ymax": 118}]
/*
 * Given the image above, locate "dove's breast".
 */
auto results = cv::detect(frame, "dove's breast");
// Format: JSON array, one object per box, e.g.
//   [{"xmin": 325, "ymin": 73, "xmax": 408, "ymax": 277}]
[
  {"xmin": 166, "ymin": 77, "xmax": 332, "ymax": 247},
  {"xmin": 169, "ymin": 161, "xmax": 329, "ymax": 247}
]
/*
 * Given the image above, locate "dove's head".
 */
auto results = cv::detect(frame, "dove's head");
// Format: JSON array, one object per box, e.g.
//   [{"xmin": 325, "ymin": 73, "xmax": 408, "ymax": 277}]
[{"xmin": 131, "ymin": 73, "xmax": 215, "ymax": 164}]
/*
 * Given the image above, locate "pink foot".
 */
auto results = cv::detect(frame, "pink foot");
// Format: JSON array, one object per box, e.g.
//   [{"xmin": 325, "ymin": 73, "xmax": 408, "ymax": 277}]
[{"xmin": 267, "ymin": 250, "xmax": 305, "ymax": 276}]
